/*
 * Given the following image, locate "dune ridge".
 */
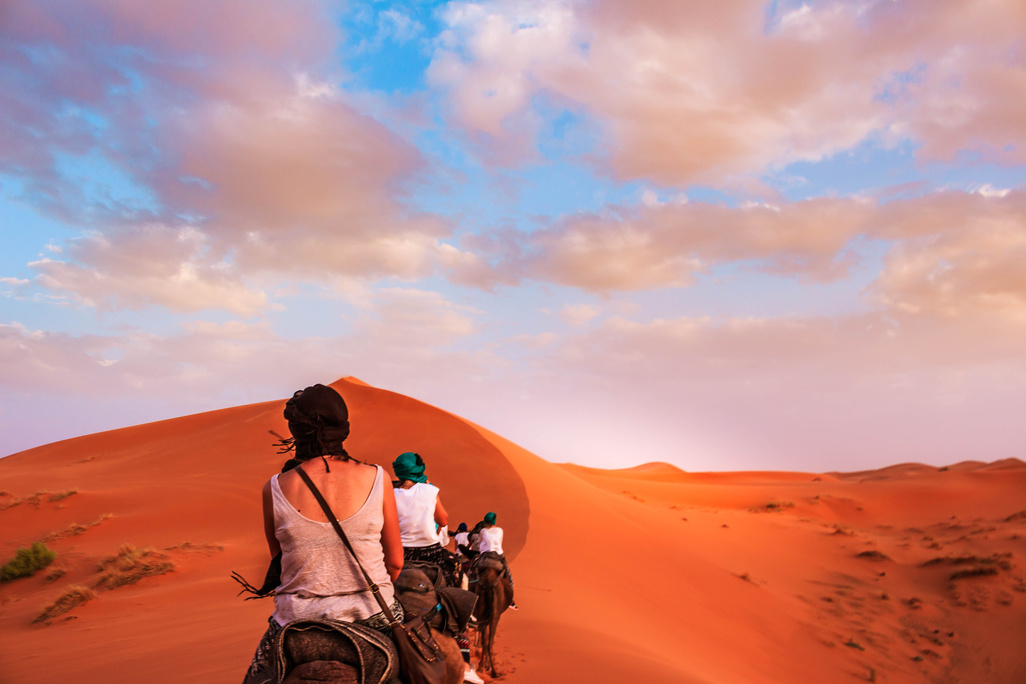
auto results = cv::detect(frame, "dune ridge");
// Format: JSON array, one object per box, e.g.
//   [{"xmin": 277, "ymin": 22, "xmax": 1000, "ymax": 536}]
[{"xmin": 1, "ymin": 378, "xmax": 1024, "ymax": 683}]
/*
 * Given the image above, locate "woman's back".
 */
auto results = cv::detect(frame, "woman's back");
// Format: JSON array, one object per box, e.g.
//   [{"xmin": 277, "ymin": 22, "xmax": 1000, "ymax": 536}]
[
  {"xmin": 276, "ymin": 457, "xmax": 378, "ymax": 521},
  {"xmin": 271, "ymin": 459, "xmax": 395, "ymax": 624}
]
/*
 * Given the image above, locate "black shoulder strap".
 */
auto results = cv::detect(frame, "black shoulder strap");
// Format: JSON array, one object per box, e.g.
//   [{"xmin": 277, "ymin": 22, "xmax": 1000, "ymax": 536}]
[{"xmin": 294, "ymin": 466, "xmax": 399, "ymax": 626}]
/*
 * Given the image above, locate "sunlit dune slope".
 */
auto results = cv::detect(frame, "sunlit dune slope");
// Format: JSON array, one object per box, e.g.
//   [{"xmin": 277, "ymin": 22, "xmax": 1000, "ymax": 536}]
[
  {"xmin": 2, "ymin": 378, "xmax": 1025, "ymax": 683},
  {"xmin": 0, "ymin": 378, "xmax": 527, "ymax": 683}
]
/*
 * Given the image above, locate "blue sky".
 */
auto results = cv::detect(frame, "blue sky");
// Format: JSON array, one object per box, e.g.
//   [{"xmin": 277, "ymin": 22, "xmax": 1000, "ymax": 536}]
[{"xmin": 3, "ymin": 0, "xmax": 1026, "ymax": 471}]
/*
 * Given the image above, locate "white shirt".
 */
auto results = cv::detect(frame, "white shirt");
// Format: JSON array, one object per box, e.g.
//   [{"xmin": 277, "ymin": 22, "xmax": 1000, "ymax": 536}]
[
  {"xmin": 475, "ymin": 526, "xmax": 504, "ymax": 555},
  {"xmin": 393, "ymin": 482, "xmax": 442, "ymax": 547}
]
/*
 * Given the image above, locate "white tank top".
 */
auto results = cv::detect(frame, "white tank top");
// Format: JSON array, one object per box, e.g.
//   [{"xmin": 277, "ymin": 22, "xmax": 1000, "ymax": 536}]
[
  {"xmin": 271, "ymin": 465, "xmax": 395, "ymax": 626},
  {"xmin": 476, "ymin": 526, "xmax": 504, "ymax": 555},
  {"xmin": 394, "ymin": 482, "xmax": 442, "ymax": 548}
]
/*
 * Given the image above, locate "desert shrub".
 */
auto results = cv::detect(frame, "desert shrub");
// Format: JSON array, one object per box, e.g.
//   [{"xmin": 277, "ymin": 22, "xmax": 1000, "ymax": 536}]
[
  {"xmin": 1, "ymin": 542, "xmax": 56, "ymax": 582},
  {"xmin": 33, "ymin": 585, "xmax": 96, "ymax": 623},
  {"xmin": 47, "ymin": 490, "xmax": 77, "ymax": 503}
]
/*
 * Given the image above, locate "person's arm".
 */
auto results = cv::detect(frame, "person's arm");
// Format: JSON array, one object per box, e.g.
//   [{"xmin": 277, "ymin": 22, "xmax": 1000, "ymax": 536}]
[
  {"xmin": 433, "ymin": 494, "xmax": 449, "ymax": 529},
  {"xmin": 381, "ymin": 481, "xmax": 404, "ymax": 582},
  {"xmin": 262, "ymin": 479, "xmax": 281, "ymax": 557}
]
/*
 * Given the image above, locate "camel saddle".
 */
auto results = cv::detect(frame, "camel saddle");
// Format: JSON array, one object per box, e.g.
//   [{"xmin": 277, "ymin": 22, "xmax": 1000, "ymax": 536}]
[
  {"xmin": 395, "ymin": 564, "xmax": 477, "ymax": 637},
  {"xmin": 275, "ymin": 618, "xmax": 398, "ymax": 684},
  {"xmin": 474, "ymin": 552, "xmax": 504, "ymax": 573}
]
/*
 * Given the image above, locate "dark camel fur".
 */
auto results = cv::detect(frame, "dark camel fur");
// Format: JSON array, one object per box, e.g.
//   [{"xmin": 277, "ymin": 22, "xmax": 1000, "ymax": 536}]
[
  {"xmin": 471, "ymin": 561, "xmax": 513, "ymax": 677},
  {"xmin": 431, "ymin": 627, "xmax": 466, "ymax": 684}
]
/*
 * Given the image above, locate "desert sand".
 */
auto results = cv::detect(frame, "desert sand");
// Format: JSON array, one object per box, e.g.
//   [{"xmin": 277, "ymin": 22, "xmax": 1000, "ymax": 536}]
[{"xmin": 1, "ymin": 377, "xmax": 1024, "ymax": 683}]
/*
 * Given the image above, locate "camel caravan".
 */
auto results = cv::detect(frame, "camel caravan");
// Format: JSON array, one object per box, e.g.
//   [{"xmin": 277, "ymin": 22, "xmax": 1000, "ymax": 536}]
[{"xmin": 233, "ymin": 384, "xmax": 516, "ymax": 684}]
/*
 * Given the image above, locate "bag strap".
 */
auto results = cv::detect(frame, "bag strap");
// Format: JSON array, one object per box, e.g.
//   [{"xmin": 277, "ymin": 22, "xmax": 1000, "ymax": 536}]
[{"xmin": 295, "ymin": 466, "xmax": 401, "ymax": 627}]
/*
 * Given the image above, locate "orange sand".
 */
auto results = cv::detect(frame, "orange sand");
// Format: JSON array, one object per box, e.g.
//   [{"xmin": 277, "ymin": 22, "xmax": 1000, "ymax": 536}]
[{"xmin": 1, "ymin": 378, "xmax": 1024, "ymax": 683}]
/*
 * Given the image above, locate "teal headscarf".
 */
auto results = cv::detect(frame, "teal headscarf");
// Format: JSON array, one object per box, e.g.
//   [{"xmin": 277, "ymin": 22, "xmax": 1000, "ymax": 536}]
[
  {"xmin": 484, "ymin": 511, "xmax": 497, "ymax": 525},
  {"xmin": 393, "ymin": 452, "xmax": 428, "ymax": 483}
]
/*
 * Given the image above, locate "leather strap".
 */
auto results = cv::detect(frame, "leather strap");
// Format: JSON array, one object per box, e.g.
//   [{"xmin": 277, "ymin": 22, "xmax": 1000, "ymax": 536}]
[{"xmin": 295, "ymin": 466, "xmax": 400, "ymax": 627}]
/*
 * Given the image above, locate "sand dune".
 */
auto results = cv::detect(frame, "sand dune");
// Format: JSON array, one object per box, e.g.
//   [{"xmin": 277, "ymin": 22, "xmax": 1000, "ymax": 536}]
[{"xmin": 2, "ymin": 378, "xmax": 1024, "ymax": 683}]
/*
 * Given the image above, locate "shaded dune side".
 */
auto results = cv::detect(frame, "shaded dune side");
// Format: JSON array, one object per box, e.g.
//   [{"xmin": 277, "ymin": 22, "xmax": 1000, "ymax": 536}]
[
  {"xmin": 337, "ymin": 379, "xmax": 529, "ymax": 558},
  {"xmin": 0, "ymin": 378, "xmax": 528, "ymax": 684}
]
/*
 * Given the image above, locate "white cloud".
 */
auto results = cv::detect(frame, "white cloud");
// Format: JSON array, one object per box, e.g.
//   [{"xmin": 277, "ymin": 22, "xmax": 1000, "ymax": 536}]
[
  {"xmin": 379, "ymin": 9, "xmax": 424, "ymax": 44},
  {"xmin": 976, "ymin": 184, "xmax": 1011, "ymax": 199}
]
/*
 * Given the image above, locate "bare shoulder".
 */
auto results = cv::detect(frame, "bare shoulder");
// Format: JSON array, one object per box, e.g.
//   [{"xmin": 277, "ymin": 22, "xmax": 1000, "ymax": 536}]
[{"xmin": 352, "ymin": 460, "xmax": 379, "ymax": 480}]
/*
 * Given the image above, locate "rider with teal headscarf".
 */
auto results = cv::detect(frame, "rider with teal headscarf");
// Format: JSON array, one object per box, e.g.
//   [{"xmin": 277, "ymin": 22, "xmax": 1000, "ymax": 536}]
[{"xmin": 391, "ymin": 452, "xmax": 455, "ymax": 585}]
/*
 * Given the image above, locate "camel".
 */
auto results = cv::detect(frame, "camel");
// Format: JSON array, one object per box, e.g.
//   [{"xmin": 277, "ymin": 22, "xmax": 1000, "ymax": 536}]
[
  {"xmin": 431, "ymin": 628, "xmax": 467, "ymax": 684},
  {"xmin": 470, "ymin": 553, "xmax": 513, "ymax": 678}
]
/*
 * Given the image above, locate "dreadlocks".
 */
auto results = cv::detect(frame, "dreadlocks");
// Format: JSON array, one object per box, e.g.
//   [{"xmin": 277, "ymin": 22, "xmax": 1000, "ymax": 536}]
[{"xmin": 274, "ymin": 384, "xmax": 353, "ymax": 472}]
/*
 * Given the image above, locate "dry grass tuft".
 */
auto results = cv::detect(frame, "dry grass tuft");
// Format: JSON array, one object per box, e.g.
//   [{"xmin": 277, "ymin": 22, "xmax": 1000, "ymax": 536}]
[
  {"xmin": 95, "ymin": 544, "xmax": 175, "ymax": 589},
  {"xmin": 922, "ymin": 553, "xmax": 1012, "ymax": 571},
  {"xmin": 949, "ymin": 567, "xmax": 999, "ymax": 581},
  {"xmin": 163, "ymin": 541, "xmax": 225, "ymax": 553},
  {"xmin": 39, "ymin": 513, "xmax": 113, "ymax": 544},
  {"xmin": 749, "ymin": 501, "xmax": 796, "ymax": 513},
  {"xmin": 40, "ymin": 524, "xmax": 88, "ymax": 544},
  {"xmin": 857, "ymin": 550, "xmax": 891, "ymax": 562},
  {"xmin": 923, "ymin": 553, "xmax": 1012, "ymax": 582},
  {"xmin": 47, "ymin": 490, "xmax": 77, "ymax": 503},
  {"xmin": 33, "ymin": 585, "xmax": 96, "ymax": 624},
  {"xmin": 1, "ymin": 492, "xmax": 44, "ymax": 510},
  {"xmin": 44, "ymin": 566, "xmax": 67, "ymax": 583}
]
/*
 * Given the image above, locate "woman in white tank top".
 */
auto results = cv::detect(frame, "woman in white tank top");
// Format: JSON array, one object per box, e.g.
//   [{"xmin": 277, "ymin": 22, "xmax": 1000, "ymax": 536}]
[{"xmin": 243, "ymin": 384, "xmax": 404, "ymax": 684}]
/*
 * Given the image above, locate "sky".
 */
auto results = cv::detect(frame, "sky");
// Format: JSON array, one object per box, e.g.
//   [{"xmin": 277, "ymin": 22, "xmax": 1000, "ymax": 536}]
[{"xmin": 2, "ymin": 0, "xmax": 1026, "ymax": 473}]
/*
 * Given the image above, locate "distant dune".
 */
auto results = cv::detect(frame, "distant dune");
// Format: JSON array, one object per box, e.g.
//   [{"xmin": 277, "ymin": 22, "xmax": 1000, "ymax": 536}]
[{"xmin": 2, "ymin": 378, "xmax": 1024, "ymax": 683}]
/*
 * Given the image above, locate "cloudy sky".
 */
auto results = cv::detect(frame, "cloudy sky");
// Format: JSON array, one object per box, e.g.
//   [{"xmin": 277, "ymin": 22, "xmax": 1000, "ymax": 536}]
[{"xmin": 3, "ymin": 0, "xmax": 1025, "ymax": 472}]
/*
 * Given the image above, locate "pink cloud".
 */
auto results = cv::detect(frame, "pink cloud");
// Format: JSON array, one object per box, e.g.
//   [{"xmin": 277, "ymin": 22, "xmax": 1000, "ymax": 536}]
[
  {"xmin": 2, "ymin": 0, "xmax": 470, "ymax": 310},
  {"xmin": 430, "ymin": 0, "xmax": 1026, "ymax": 180},
  {"xmin": 508, "ymin": 190, "xmax": 1026, "ymax": 324},
  {"xmin": 518, "ymin": 196, "xmax": 868, "ymax": 290}
]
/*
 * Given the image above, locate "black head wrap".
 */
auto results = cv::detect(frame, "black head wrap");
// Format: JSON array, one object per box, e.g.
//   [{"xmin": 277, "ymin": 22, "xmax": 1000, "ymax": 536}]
[{"xmin": 276, "ymin": 384, "xmax": 351, "ymax": 470}]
